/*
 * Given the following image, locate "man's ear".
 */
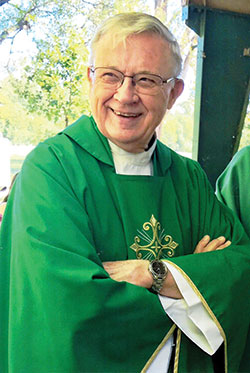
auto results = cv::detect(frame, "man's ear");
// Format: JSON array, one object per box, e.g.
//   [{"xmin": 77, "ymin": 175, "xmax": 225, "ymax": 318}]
[
  {"xmin": 87, "ymin": 67, "xmax": 93, "ymax": 84},
  {"xmin": 167, "ymin": 78, "xmax": 184, "ymax": 110}
]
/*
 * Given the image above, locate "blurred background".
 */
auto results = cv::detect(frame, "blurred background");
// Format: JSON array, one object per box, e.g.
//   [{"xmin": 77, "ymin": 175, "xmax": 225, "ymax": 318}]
[{"xmin": 0, "ymin": 0, "xmax": 249, "ymax": 191}]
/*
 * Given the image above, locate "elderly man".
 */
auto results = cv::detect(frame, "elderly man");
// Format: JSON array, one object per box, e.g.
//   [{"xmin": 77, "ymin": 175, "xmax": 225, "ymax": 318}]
[{"xmin": 0, "ymin": 12, "xmax": 249, "ymax": 373}]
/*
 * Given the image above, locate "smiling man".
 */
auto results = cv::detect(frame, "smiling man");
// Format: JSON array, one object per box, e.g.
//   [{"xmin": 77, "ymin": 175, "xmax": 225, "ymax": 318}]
[
  {"xmin": 88, "ymin": 31, "xmax": 183, "ymax": 153},
  {"xmin": 0, "ymin": 12, "xmax": 249, "ymax": 373}
]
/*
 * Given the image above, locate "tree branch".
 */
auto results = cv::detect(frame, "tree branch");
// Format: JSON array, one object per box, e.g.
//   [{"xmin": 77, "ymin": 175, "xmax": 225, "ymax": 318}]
[{"xmin": 0, "ymin": 0, "xmax": 10, "ymax": 7}]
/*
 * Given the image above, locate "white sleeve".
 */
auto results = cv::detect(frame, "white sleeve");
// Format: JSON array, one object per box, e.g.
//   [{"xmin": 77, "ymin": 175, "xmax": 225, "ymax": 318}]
[{"xmin": 158, "ymin": 262, "xmax": 223, "ymax": 355}]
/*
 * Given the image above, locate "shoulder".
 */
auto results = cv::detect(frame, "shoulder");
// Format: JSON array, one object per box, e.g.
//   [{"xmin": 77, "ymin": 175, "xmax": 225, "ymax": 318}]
[
  {"xmin": 25, "ymin": 115, "xmax": 92, "ymax": 165},
  {"xmin": 158, "ymin": 140, "xmax": 203, "ymax": 172},
  {"xmin": 156, "ymin": 141, "xmax": 209, "ymax": 187},
  {"xmin": 229, "ymin": 146, "xmax": 250, "ymax": 168},
  {"xmin": 218, "ymin": 146, "xmax": 250, "ymax": 182},
  {"xmin": 171, "ymin": 148, "xmax": 198, "ymax": 168},
  {"xmin": 235, "ymin": 145, "xmax": 250, "ymax": 158}
]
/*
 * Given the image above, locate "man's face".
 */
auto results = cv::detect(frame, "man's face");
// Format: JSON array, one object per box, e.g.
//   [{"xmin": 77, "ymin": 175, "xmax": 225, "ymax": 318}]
[{"xmin": 88, "ymin": 32, "xmax": 183, "ymax": 153}]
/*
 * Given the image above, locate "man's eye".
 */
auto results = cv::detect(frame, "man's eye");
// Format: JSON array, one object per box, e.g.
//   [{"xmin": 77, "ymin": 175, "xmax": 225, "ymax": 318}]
[
  {"xmin": 102, "ymin": 72, "xmax": 120, "ymax": 81},
  {"xmin": 137, "ymin": 76, "xmax": 157, "ymax": 86}
]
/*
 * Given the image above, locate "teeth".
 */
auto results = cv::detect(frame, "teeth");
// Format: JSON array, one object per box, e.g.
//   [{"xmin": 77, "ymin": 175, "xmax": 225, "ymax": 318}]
[{"xmin": 114, "ymin": 110, "xmax": 139, "ymax": 117}]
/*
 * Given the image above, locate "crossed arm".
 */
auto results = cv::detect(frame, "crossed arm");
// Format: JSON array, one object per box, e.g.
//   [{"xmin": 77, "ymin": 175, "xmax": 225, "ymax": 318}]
[{"xmin": 103, "ymin": 235, "xmax": 231, "ymax": 299}]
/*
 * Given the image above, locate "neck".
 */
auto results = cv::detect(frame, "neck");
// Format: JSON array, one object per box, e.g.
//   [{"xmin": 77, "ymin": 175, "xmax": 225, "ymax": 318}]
[
  {"xmin": 144, "ymin": 134, "xmax": 156, "ymax": 151},
  {"xmin": 108, "ymin": 134, "xmax": 157, "ymax": 154}
]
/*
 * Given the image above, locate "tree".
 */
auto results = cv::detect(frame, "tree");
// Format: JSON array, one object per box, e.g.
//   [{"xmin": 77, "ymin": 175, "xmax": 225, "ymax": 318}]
[
  {"xmin": 8, "ymin": 0, "xmax": 149, "ymax": 128},
  {"xmin": 153, "ymin": 0, "xmax": 197, "ymax": 153},
  {"xmin": 13, "ymin": 29, "xmax": 90, "ymax": 127},
  {"xmin": 0, "ymin": 78, "xmax": 61, "ymax": 144},
  {"xmin": 239, "ymin": 105, "xmax": 250, "ymax": 149},
  {"xmin": 0, "ymin": 0, "xmax": 102, "ymax": 47},
  {"xmin": 154, "ymin": 0, "xmax": 168, "ymax": 22},
  {"xmin": 1, "ymin": 0, "xmax": 199, "ymax": 150}
]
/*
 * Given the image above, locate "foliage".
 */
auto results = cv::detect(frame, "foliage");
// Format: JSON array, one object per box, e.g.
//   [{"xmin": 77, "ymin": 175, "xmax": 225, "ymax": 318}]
[
  {"xmin": 0, "ymin": 0, "xmax": 196, "ymax": 149},
  {"xmin": 0, "ymin": 78, "xmax": 62, "ymax": 144},
  {"xmin": 13, "ymin": 28, "xmax": 90, "ymax": 127},
  {"xmin": 0, "ymin": 0, "xmax": 102, "ymax": 47},
  {"xmin": 239, "ymin": 104, "xmax": 250, "ymax": 150},
  {"xmin": 154, "ymin": 0, "xmax": 197, "ymax": 154},
  {"xmin": 3, "ymin": 0, "xmax": 150, "ymax": 134},
  {"xmin": 160, "ymin": 97, "xmax": 195, "ymax": 155}
]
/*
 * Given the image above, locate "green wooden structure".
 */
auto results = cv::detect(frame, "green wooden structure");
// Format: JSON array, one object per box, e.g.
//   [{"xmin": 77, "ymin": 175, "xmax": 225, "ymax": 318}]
[{"xmin": 182, "ymin": 0, "xmax": 250, "ymax": 187}]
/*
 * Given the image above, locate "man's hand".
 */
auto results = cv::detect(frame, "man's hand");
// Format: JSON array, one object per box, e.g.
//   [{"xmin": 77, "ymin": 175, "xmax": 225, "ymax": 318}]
[
  {"xmin": 103, "ymin": 260, "xmax": 153, "ymax": 288},
  {"xmin": 103, "ymin": 235, "xmax": 231, "ymax": 299},
  {"xmin": 194, "ymin": 235, "xmax": 231, "ymax": 254},
  {"xmin": 103, "ymin": 259, "xmax": 182, "ymax": 298}
]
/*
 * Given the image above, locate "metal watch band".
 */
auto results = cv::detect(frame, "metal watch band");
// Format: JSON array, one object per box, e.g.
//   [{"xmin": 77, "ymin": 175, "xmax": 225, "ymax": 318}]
[{"xmin": 148, "ymin": 260, "xmax": 168, "ymax": 294}]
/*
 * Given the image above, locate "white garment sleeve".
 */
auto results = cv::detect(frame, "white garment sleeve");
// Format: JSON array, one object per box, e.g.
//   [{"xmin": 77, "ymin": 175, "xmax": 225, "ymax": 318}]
[{"xmin": 158, "ymin": 262, "xmax": 223, "ymax": 355}]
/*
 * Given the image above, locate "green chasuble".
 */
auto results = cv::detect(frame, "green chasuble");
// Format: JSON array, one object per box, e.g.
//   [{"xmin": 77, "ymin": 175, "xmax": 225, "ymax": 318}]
[
  {"xmin": 216, "ymin": 145, "xmax": 250, "ymax": 373},
  {"xmin": 216, "ymin": 145, "xmax": 250, "ymax": 238},
  {"xmin": 0, "ymin": 116, "xmax": 250, "ymax": 373}
]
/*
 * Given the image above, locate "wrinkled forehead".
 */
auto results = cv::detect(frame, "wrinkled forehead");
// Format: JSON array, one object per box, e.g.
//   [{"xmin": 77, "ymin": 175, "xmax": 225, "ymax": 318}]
[
  {"xmin": 90, "ymin": 31, "xmax": 181, "ymax": 76},
  {"xmin": 94, "ymin": 30, "xmax": 162, "ymax": 51},
  {"xmin": 92, "ymin": 32, "xmax": 177, "ymax": 76}
]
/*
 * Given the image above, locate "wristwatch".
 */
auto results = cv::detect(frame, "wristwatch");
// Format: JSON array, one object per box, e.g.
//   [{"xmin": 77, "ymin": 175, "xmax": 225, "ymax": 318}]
[{"xmin": 148, "ymin": 260, "xmax": 168, "ymax": 293}]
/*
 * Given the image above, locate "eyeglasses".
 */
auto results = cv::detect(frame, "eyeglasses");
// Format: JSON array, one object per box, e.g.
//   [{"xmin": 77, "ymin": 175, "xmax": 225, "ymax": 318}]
[{"xmin": 90, "ymin": 67, "xmax": 175, "ymax": 95}]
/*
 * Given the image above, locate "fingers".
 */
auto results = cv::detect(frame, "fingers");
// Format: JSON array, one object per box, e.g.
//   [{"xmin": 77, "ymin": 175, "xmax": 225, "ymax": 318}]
[
  {"xmin": 194, "ymin": 235, "xmax": 210, "ymax": 253},
  {"xmin": 215, "ymin": 239, "xmax": 231, "ymax": 250},
  {"xmin": 103, "ymin": 262, "xmax": 124, "ymax": 281},
  {"xmin": 194, "ymin": 235, "xmax": 231, "ymax": 253},
  {"xmin": 103, "ymin": 260, "xmax": 151, "ymax": 288},
  {"xmin": 206, "ymin": 236, "xmax": 230, "ymax": 252}
]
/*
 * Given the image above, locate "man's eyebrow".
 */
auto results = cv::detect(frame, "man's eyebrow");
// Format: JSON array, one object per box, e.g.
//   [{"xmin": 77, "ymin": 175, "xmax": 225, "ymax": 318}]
[
  {"xmin": 136, "ymin": 70, "xmax": 159, "ymax": 75},
  {"xmin": 101, "ymin": 66, "xmax": 159, "ymax": 75},
  {"xmin": 99, "ymin": 65, "xmax": 120, "ymax": 70}
]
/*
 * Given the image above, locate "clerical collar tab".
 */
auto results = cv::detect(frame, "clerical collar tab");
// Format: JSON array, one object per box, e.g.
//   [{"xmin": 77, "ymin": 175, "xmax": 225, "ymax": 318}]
[{"xmin": 145, "ymin": 134, "xmax": 156, "ymax": 152}]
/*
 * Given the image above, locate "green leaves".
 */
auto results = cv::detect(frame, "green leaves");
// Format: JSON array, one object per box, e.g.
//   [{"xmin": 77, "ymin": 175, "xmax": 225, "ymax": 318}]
[
  {"xmin": 12, "ymin": 28, "xmax": 90, "ymax": 127},
  {"xmin": 3, "ymin": 0, "xmax": 148, "ymax": 132}
]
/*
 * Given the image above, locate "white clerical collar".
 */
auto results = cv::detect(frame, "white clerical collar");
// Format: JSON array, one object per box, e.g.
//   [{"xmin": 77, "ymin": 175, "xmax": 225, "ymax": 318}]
[{"xmin": 108, "ymin": 136, "xmax": 157, "ymax": 176}]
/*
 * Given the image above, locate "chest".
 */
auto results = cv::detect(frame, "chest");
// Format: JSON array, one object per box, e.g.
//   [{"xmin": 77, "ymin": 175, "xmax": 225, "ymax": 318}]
[{"xmin": 79, "ymin": 160, "xmax": 204, "ymax": 262}]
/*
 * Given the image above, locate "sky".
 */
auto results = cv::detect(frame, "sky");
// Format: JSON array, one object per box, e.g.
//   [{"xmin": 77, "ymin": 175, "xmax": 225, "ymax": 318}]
[
  {"xmin": 0, "ymin": 29, "xmax": 38, "ymax": 79},
  {"xmin": 0, "ymin": 0, "xmax": 186, "ymax": 80}
]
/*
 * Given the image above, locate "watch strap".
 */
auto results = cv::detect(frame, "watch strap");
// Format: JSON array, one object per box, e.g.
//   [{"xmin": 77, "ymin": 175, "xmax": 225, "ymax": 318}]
[{"xmin": 148, "ymin": 260, "xmax": 168, "ymax": 294}]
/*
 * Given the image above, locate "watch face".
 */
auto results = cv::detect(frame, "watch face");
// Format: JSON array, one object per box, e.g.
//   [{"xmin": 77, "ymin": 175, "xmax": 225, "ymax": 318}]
[{"xmin": 152, "ymin": 260, "xmax": 165, "ymax": 275}]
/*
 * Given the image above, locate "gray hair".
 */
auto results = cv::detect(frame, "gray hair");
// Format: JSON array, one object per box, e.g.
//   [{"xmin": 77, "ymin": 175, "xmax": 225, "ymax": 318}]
[{"xmin": 90, "ymin": 12, "xmax": 182, "ymax": 76}]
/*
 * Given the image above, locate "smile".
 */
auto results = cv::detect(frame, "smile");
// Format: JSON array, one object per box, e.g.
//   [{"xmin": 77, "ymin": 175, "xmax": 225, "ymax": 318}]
[{"xmin": 111, "ymin": 109, "xmax": 141, "ymax": 118}]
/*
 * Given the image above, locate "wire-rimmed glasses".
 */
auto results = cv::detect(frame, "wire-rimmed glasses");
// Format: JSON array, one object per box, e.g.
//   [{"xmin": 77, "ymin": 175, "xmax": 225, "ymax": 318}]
[{"xmin": 90, "ymin": 67, "xmax": 175, "ymax": 95}]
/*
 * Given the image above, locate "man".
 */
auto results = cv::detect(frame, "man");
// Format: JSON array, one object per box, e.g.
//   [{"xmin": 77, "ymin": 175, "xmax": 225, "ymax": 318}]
[
  {"xmin": 216, "ymin": 145, "xmax": 250, "ymax": 237},
  {"xmin": 216, "ymin": 146, "xmax": 250, "ymax": 373},
  {"xmin": 0, "ymin": 13, "xmax": 249, "ymax": 373}
]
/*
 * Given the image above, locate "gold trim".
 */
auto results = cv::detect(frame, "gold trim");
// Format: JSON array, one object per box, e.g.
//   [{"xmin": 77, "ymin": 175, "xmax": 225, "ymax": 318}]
[
  {"xmin": 130, "ymin": 215, "xmax": 178, "ymax": 260},
  {"xmin": 164, "ymin": 260, "xmax": 228, "ymax": 373},
  {"xmin": 174, "ymin": 329, "xmax": 182, "ymax": 373},
  {"xmin": 141, "ymin": 324, "xmax": 176, "ymax": 372},
  {"xmin": 224, "ymin": 342, "xmax": 228, "ymax": 373}
]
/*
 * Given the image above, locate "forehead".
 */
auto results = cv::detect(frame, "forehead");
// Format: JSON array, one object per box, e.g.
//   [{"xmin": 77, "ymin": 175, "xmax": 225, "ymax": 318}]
[{"xmin": 93, "ymin": 33, "xmax": 175, "ymax": 75}]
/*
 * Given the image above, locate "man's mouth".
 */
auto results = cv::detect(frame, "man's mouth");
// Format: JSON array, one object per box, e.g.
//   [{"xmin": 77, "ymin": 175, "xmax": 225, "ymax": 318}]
[{"xmin": 111, "ymin": 109, "xmax": 141, "ymax": 118}]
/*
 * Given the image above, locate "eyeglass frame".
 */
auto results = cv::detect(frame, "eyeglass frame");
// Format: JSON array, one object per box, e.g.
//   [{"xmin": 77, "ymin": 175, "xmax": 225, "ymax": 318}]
[{"xmin": 90, "ymin": 66, "xmax": 176, "ymax": 94}]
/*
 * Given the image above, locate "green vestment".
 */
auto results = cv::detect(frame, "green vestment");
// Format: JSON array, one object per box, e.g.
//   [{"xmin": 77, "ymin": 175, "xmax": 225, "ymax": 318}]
[
  {"xmin": 1, "ymin": 116, "xmax": 250, "ymax": 373},
  {"xmin": 216, "ymin": 145, "xmax": 250, "ymax": 373},
  {"xmin": 216, "ymin": 145, "xmax": 250, "ymax": 238}
]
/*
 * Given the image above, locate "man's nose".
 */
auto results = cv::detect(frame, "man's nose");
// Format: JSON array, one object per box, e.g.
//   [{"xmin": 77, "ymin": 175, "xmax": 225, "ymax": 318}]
[{"xmin": 113, "ymin": 77, "xmax": 139, "ymax": 104}]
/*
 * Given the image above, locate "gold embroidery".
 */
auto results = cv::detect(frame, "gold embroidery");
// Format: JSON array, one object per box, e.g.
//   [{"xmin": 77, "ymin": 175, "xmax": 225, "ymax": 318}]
[
  {"xmin": 174, "ymin": 329, "xmax": 182, "ymax": 373},
  {"xmin": 130, "ymin": 215, "xmax": 178, "ymax": 260}
]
